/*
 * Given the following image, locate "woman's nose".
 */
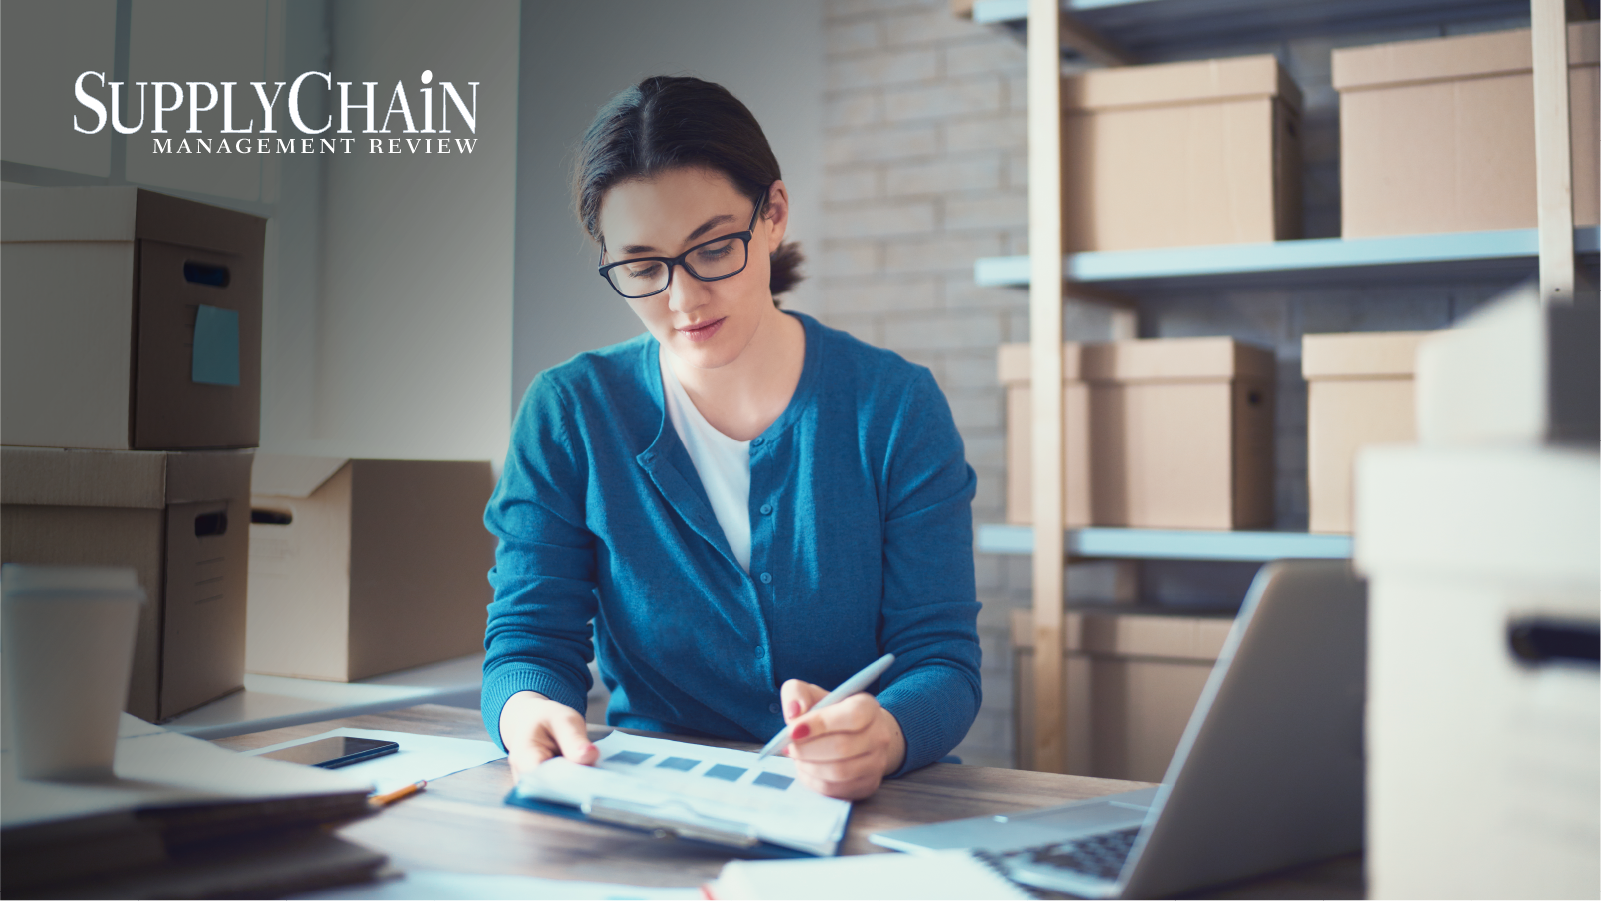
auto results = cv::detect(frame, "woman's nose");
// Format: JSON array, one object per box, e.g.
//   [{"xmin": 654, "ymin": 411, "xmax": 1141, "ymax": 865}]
[{"xmin": 666, "ymin": 266, "xmax": 710, "ymax": 314}]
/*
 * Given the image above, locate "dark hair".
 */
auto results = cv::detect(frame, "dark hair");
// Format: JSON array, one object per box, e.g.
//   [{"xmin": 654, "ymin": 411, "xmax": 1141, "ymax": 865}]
[{"xmin": 574, "ymin": 76, "xmax": 804, "ymax": 302}]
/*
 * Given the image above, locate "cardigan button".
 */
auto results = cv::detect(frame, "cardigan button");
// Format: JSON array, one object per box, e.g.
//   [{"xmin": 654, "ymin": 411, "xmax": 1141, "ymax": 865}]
[
  {"xmin": 755, "ymin": 645, "xmax": 766, "ymax": 658},
  {"xmin": 769, "ymin": 702, "xmax": 780, "ymax": 714},
  {"xmin": 759, "ymin": 572, "xmax": 772, "ymax": 584},
  {"xmin": 759, "ymin": 503, "xmax": 773, "ymax": 515},
  {"xmin": 751, "ymin": 437, "xmax": 765, "ymax": 447}
]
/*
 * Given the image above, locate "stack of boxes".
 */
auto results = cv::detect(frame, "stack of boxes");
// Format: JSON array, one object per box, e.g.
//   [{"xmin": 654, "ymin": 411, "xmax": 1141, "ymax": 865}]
[
  {"xmin": 996, "ymin": 18, "xmax": 1597, "ymax": 782},
  {"xmin": 1, "ymin": 186, "xmax": 265, "ymax": 722},
  {"xmin": 1354, "ymin": 287, "xmax": 1599, "ymax": 898},
  {"xmin": 2, "ymin": 186, "xmax": 501, "ymax": 718}
]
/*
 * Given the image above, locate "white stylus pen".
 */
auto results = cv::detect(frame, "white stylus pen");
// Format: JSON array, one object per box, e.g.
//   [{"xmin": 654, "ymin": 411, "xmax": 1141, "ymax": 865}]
[{"xmin": 755, "ymin": 652, "xmax": 896, "ymax": 761}]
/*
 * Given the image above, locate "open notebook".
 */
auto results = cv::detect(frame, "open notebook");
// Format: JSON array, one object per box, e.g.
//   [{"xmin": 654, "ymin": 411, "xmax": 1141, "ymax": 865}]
[{"xmin": 508, "ymin": 731, "xmax": 852, "ymax": 856}]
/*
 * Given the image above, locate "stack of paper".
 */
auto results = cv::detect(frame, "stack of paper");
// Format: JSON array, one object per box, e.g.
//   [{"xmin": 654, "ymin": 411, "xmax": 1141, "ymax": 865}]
[
  {"xmin": 707, "ymin": 849, "xmax": 1034, "ymax": 900},
  {"xmin": 1, "ymin": 714, "xmax": 384, "ymax": 897}
]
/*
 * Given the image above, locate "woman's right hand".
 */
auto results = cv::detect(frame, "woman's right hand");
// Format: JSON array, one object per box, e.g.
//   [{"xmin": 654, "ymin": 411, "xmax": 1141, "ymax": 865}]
[{"xmin": 498, "ymin": 690, "xmax": 599, "ymax": 780}]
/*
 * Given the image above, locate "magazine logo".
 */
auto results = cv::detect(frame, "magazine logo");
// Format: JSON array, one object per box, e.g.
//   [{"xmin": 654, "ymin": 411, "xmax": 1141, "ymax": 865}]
[{"xmin": 72, "ymin": 70, "xmax": 478, "ymax": 155}]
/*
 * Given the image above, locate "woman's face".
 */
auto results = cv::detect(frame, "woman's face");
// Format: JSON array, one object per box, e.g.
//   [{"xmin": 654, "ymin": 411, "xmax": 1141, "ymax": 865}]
[{"xmin": 597, "ymin": 166, "xmax": 787, "ymax": 371}]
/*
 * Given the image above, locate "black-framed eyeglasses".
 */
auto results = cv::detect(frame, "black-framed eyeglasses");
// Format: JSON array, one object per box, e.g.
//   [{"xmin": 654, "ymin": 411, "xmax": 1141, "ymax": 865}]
[{"xmin": 597, "ymin": 197, "xmax": 763, "ymax": 299}]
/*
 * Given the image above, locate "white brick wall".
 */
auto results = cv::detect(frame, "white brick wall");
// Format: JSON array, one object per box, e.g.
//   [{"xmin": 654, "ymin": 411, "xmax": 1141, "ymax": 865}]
[{"xmin": 819, "ymin": 0, "xmax": 1037, "ymax": 769}]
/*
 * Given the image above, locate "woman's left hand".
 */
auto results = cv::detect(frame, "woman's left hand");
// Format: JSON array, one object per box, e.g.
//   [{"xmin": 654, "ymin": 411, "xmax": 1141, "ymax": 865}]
[{"xmin": 778, "ymin": 679, "xmax": 906, "ymax": 800}]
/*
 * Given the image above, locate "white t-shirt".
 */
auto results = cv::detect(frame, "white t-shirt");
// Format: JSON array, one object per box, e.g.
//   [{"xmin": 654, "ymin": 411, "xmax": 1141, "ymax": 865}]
[{"xmin": 660, "ymin": 352, "xmax": 752, "ymax": 573}]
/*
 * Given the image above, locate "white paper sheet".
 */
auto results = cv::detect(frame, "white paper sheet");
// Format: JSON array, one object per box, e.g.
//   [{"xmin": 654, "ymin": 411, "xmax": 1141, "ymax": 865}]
[
  {"xmin": 513, "ymin": 731, "xmax": 852, "ymax": 856},
  {"xmin": 243, "ymin": 728, "xmax": 506, "ymax": 795},
  {"xmin": 286, "ymin": 870, "xmax": 694, "ymax": 896}
]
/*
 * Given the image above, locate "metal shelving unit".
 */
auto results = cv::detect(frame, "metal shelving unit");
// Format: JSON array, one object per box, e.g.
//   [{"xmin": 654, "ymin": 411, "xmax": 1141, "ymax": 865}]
[
  {"xmin": 974, "ymin": 227, "xmax": 1601, "ymax": 290},
  {"xmin": 977, "ymin": 524, "xmax": 1352, "ymax": 561},
  {"xmin": 987, "ymin": 0, "xmax": 1587, "ymax": 773},
  {"xmin": 974, "ymin": 0, "xmax": 1545, "ymax": 60}
]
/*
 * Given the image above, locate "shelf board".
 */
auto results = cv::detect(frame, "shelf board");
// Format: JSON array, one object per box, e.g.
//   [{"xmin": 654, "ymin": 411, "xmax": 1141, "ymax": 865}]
[
  {"xmin": 978, "ymin": 523, "xmax": 1352, "ymax": 561},
  {"xmin": 971, "ymin": 0, "xmax": 1539, "ymax": 59},
  {"xmin": 974, "ymin": 227, "xmax": 1601, "ymax": 291}
]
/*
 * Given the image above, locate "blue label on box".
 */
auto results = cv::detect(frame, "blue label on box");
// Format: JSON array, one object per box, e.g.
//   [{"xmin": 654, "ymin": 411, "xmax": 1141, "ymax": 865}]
[{"xmin": 191, "ymin": 304, "xmax": 241, "ymax": 387}]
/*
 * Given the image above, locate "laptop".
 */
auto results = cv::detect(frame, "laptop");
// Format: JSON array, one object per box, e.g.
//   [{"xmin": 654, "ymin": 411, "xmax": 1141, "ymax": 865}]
[{"xmin": 870, "ymin": 560, "xmax": 1366, "ymax": 898}]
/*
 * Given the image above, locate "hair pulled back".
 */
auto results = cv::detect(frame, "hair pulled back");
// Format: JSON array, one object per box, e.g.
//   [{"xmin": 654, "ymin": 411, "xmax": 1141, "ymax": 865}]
[{"xmin": 574, "ymin": 76, "xmax": 804, "ymax": 302}]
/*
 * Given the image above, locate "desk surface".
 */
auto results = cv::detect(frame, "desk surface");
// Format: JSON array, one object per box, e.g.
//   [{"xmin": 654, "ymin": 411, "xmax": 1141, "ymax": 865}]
[
  {"xmin": 166, "ymin": 654, "xmax": 485, "ymax": 740},
  {"xmin": 213, "ymin": 704, "xmax": 1362, "ymax": 898}
]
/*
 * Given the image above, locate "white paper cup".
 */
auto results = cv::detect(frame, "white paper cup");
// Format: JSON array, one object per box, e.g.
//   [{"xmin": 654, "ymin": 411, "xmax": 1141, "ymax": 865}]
[{"xmin": 2, "ymin": 564, "xmax": 144, "ymax": 781}]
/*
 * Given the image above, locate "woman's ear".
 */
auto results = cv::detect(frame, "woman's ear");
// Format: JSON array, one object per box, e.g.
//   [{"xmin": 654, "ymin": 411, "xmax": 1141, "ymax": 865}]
[{"xmin": 763, "ymin": 180, "xmax": 791, "ymax": 248}]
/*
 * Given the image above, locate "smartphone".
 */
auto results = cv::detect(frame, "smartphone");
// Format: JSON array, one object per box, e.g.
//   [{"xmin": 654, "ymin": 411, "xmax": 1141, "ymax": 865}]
[{"xmin": 259, "ymin": 736, "xmax": 399, "ymax": 769}]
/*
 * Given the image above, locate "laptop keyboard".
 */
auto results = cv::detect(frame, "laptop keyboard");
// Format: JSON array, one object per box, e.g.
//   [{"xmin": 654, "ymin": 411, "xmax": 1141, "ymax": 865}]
[{"xmin": 1007, "ymin": 826, "xmax": 1141, "ymax": 882}]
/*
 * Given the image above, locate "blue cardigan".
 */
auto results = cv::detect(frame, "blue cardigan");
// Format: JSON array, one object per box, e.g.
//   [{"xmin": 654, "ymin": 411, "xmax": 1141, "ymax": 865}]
[{"xmin": 480, "ymin": 311, "xmax": 981, "ymax": 775}]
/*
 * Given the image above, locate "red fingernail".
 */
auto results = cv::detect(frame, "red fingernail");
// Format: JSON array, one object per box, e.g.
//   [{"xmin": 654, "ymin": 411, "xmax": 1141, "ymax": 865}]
[{"xmin": 792, "ymin": 723, "xmax": 810, "ymax": 741}]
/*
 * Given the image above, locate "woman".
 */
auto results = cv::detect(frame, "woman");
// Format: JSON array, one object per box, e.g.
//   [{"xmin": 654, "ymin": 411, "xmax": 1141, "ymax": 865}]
[{"xmin": 482, "ymin": 76, "xmax": 980, "ymax": 801}]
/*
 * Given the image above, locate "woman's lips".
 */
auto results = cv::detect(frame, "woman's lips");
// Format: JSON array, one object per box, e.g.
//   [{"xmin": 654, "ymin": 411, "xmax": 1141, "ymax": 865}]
[{"xmin": 677, "ymin": 317, "xmax": 725, "ymax": 343}]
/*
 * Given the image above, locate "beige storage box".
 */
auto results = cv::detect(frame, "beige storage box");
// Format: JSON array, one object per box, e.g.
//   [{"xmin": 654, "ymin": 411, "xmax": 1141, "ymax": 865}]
[
  {"xmin": 1061, "ymin": 54, "xmax": 1302, "ymax": 252},
  {"xmin": 1355, "ymin": 444, "xmax": 1598, "ymax": 899},
  {"xmin": 0, "ymin": 447, "xmax": 252, "ymax": 722},
  {"xmin": 1303, "ymin": 331, "xmax": 1435, "ymax": 534},
  {"xmin": 1415, "ymin": 282, "xmax": 1598, "ymax": 446},
  {"xmin": 1333, "ymin": 23, "xmax": 1599, "ymax": 238},
  {"xmin": 1012, "ymin": 606, "xmax": 1234, "ymax": 781},
  {"xmin": 1, "ymin": 186, "xmax": 265, "ymax": 450},
  {"xmin": 1001, "ymin": 338, "xmax": 1276, "ymax": 530},
  {"xmin": 247, "ymin": 455, "xmax": 496, "ymax": 682}
]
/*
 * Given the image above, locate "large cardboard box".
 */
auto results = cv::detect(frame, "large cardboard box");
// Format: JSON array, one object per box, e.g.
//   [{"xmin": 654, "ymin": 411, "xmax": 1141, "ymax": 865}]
[
  {"xmin": 1355, "ymin": 444, "xmax": 1598, "ymax": 899},
  {"xmin": 1012, "ymin": 606, "xmax": 1234, "ymax": 781},
  {"xmin": 1001, "ymin": 338, "xmax": 1276, "ymax": 530},
  {"xmin": 1333, "ymin": 23, "xmax": 1600, "ymax": 238},
  {"xmin": 247, "ymin": 455, "xmax": 496, "ymax": 682},
  {"xmin": 1, "ymin": 186, "xmax": 265, "ymax": 450},
  {"xmin": 1303, "ymin": 331, "xmax": 1435, "ymax": 534},
  {"xmin": 0, "ymin": 447, "xmax": 252, "ymax": 722},
  {"xmin": 1061, "ymin": 54, "xmax": 1302, "ymax": 252}
]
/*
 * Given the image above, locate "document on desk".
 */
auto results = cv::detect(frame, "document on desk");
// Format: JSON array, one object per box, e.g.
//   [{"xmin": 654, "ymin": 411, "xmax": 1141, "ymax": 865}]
[
  {"xmin": 243, "ymin": 728, "xmax": 507, "ymax": 795},
  {"xmin": 296, "ymin": 868, "xmax": 703, "ymax": 900},
  {"xmin": 509, "ymin": 731, "xmax": 852, "ymax": 856}
]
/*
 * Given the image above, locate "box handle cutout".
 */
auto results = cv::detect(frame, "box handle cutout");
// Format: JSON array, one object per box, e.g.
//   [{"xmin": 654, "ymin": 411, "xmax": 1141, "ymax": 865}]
[
  {"xmin": 194, "ymin": 510, "xmax": 228, "ymax": 537},
  {"xmin": 183, "ymin": 261, "xmax": 230, "ymax": 288},
  {"xmin": 1508, "ymin": 618, "xmax": 1599, "ymax": 667},
  {"xmin": 250, "ymin": 509, "xmax": 293, "ymax": 526}
]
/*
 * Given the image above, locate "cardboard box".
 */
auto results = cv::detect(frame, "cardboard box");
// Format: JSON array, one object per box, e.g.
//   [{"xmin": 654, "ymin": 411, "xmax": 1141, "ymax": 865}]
[
  {"xmin": 1061, "ymin": 54, "xmax": 1302, "ymax": 252},
  {"xmin": 949, "ymin": 0, "xmax": 976, "ymax": 17},
  {"xmin": 1416, "ymin": 282, "xmax": 1599, "ymax": 446},
  {"xmin": 0, "ymin": 447, "xmax": 252, "ymax": 722},
  {"xmin": 1012, "ymin": 606, "xmax": 1234, "ymax": 781},
  {"xmin": 247, "ymin": 455, "xmax": 496, "ymax": 682},
  {"xmin": 1354, "ymin": 444, "xmax": 1598, "ymax": 899},
  {"xmin": 1303, "ymin": 331, "xmax": 1435, "ymax": 534},
  {"xmin": 1001, "ymin": 338, "xmax": 1276, "ymax": 530},
  {"xmin": 1334, "ymin": 23, "xmax": 1600, "ymax": 238},
  {"xmin": 1, "ymin": 186, "xmax": 265, "ymax": 450}
]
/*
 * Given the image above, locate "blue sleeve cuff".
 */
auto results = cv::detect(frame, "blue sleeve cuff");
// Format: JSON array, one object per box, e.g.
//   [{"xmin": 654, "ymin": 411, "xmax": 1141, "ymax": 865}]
[
  {"xmin": 481, "ymin": 664, "xmax": 592, "ymax": 752},
  {"xmin": 876, "ymin": 666, "xmax": 981, "ymax": 778}
]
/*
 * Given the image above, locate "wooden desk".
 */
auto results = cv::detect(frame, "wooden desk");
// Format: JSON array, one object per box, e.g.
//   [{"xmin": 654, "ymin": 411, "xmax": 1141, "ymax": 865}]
[{"xmin": 213, "ymin": 704, "xmax": 1361, "ymax": 898}]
